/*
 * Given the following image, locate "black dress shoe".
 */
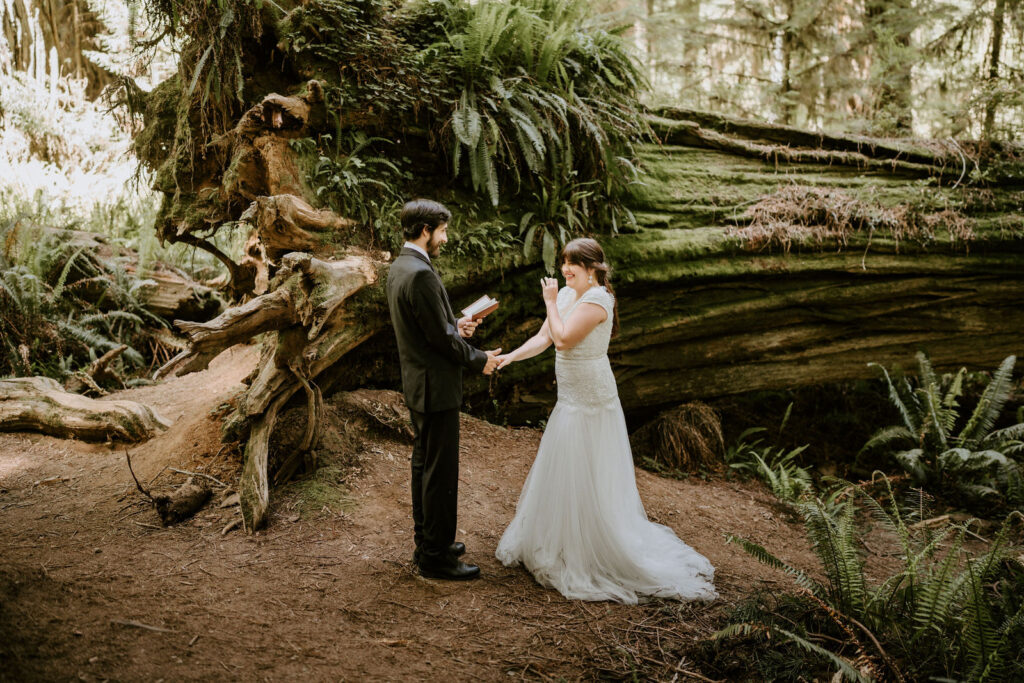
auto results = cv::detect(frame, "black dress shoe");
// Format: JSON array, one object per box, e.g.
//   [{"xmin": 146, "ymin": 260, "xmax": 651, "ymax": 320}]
[
  {"xmin": 417, "ymin": 558, "xmax": 480, "ymax": 581},
  {"xmin": 412, "ymin": 542, "xmax": 465, "ymax": 564}
]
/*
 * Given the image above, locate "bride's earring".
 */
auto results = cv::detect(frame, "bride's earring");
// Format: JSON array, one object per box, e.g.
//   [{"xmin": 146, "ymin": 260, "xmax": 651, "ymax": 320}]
[{"xmin": 587, "ymin": 274, "xmax": 593, "ymax": 285}]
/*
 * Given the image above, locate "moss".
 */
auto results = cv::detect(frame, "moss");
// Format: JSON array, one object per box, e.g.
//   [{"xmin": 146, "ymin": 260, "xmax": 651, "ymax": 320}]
[
  {"xmin": 133, "ymin": 74, "xmax": 181, "ymax": 173},
  {"xmin": 279, "ymin": 461, "xmax": 355, "ymax": 519}
]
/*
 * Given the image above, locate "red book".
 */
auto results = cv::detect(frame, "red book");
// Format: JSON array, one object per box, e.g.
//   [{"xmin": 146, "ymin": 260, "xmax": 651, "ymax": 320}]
[{"xmin": 461, "ymin": 295, "xmax": 499, "ymax": 321}]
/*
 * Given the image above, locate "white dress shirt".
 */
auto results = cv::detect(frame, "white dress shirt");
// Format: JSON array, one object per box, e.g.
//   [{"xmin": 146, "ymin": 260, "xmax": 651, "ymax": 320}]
[{"xmin": 403, "ymin": 241, "xmax": 430, "ymax": 261}]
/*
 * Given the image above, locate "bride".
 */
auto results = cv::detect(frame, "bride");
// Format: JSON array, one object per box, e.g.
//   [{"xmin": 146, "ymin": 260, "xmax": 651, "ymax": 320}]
[{"xmin": 494, "ymin": 238, "xmax": 718, "ymax": 604}]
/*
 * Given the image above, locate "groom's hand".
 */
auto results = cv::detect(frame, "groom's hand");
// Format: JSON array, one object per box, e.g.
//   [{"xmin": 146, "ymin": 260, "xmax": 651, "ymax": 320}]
[
  {"xmin": 483, "ymin": 348, "xmax": 503, "ymax": 375},
  {"xmin": 457, "ymin": 315, "xmax": 479, "ymax": 338}
]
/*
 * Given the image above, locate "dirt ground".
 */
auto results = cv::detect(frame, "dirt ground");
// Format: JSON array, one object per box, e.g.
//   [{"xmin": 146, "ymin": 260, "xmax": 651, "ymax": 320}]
[{"xmin": 1, "ymin": 345, "xmax": 820, "ymax": 681}]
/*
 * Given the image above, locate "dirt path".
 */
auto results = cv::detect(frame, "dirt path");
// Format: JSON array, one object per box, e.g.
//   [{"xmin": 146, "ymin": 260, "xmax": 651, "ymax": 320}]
[{"xmin": 1, "ymin": 346, "xmax": 815, "ymax": 681}]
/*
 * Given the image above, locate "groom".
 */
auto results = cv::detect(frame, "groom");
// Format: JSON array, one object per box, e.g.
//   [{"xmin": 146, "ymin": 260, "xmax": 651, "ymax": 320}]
[{"xmin": 386, "ymin": 199, "xmax": 501, "ymax": 581}]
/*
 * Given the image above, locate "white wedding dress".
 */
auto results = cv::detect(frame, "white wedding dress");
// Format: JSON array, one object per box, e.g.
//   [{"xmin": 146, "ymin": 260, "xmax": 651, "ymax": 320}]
[{"xmin": 496, "ymin": 286, "xmax": 718, "ymax": 604}]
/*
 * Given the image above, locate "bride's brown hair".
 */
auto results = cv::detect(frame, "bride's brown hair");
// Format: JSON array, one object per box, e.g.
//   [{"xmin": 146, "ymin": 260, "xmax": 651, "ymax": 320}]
[{"xmin": 559, "ymin": 237, "xmax": 619, "ymax": 337}]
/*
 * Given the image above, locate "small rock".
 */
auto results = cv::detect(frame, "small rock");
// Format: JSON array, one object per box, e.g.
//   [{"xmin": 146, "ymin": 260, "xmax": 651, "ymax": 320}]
[
  {"xmin": 89, "ymin": 657, "xmax": 98, "ymax": 664},
  {"xmin": 93, "ymin": 548, "xmax": 102, "ymax": 554},
  {"xmin": 287, "ymin": 514, "xmax": 300, "ymax": 523}
]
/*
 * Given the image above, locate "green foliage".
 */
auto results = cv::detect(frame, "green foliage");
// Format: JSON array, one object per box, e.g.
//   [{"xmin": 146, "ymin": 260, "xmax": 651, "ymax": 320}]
[
  {"xmin": 444, "ymin": 215, "xmax": 517, "ymax": 264},
  {"xmin": 711, "ymin": 477, "xmax": 1024, "ymax": 681},
  {"xmin": 274, "ymin": 0, "xmax": 645, "ymax": 261},
  {"xmin": 293, "ymin": 131, "xmax": 408, "ymax": 248},
  {"xmin": 434, "ymin": 0, "xmax": 645, "ymax": 240},
  {"xmin": 862, "ymin": 352, "xmax": 1024, "ymax": 508},
  {"xmin": 0, "ymin": 219, "xmax": 171, "ymax": 386},
  {"xmin": 141, "ymin": 0, "xmax": 275, "ymax": 131},
  {"xmin": 725, "ymin": 405, "xmax": 814, "ymax": 502}
]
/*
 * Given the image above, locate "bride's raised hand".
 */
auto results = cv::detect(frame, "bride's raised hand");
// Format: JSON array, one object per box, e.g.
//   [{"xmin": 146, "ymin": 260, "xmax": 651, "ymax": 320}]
[
  {"xmin": 540, "ymin": 277, "xmax": 559, "ymax": 305},
  {"xmin": 495, "ymin": 353, "xmax": 514, "ymax": 370}
]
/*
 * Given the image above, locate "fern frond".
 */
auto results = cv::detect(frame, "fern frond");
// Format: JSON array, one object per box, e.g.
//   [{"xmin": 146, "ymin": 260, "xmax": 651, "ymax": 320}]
[
  {"xmin": 980, "ymin": 422, "xmax": 1024, "ymax": 450},
  {"xmin": 725, "ymin": 534, "xmax": 824, "ymax": 596},
  {"xmin": 960, "ymin": 356, "xmax": 1017, "ymax": 448},
  {"xmin": 869, "ymin": 362, "xmax": 919, "ymax": 434},
  {"xmin": 52, "ymin": 246, "xmax": 87, "ymax": 300},
  {"xmin": 911, "ymin": 528, "xmax": 966, "ymax": 640},
  {"xmin": 772, "ymin": 626, "xmax": 872, "ymax": 682},
  {"xmin": 963, "ymin": 560, "xmax": 1002, "ymax": 679},
  {"xmin": 861, "ymin": 426, "xmax": 916, "ymax": 454}
]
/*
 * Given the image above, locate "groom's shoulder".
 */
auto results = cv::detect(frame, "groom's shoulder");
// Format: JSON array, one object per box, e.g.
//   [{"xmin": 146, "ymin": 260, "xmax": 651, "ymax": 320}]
[{"xmin": 391, "ymin": 251, "xmax": 427, "ymax": 275}]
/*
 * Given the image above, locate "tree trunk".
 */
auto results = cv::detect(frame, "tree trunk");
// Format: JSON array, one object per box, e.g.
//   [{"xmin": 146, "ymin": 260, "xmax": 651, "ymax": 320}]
[
  {"xmin": 983, "ymin": 0, "xmax": 1007, "ymax": 139},
  {"xmin": 866, "ymin": 0, "xmax": 914, "ymax": 134}
]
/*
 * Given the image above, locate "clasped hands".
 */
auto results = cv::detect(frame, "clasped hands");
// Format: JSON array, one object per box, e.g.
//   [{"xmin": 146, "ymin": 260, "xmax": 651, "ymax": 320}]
[
  {"xmin": 459, "ymin": 315, "xmax": 502, "ymax": 376},
  {"xmin": 470, "ymin": 276, "xmax": 559, "ymax": 374}
]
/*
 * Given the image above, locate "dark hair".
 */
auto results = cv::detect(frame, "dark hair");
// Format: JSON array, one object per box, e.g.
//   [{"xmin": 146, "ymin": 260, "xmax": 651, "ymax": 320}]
[
  {"xmin": 400, "ymin": 199, "xmax": 451, "ymax": 241},
  {"xmin": 559, "ymin": 237, "xmax": 620, "ymax": 337}
]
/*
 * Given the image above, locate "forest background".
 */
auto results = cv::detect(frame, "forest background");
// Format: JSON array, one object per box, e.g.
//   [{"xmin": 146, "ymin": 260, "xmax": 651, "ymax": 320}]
[{"xmin": 2, "ymin": 0, "xmax": 1024, "ymax": 681}]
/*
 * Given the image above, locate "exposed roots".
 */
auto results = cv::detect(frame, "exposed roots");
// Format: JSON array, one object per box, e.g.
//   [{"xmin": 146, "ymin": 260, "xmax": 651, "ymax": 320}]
[{"xmin": 630, "ymin": 402, "xmax": 725, "ymax": 473}]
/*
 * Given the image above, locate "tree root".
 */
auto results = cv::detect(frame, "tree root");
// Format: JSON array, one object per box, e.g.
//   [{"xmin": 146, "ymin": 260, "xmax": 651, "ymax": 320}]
[{"xmin": 0, "ymin": 377, "xmax": 171, "ymax": 442}]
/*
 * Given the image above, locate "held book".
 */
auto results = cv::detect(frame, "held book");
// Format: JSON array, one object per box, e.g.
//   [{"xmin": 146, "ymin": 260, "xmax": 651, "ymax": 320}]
[{"xmin": 461, "ymin": 294, "xmax": 499, "ymax": 321}]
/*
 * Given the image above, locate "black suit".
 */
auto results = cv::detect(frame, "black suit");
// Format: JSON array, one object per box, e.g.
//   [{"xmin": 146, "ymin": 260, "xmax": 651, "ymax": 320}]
[{"xmin": 386, "ymin": 247, "xmax": 487, "ymax": 562}]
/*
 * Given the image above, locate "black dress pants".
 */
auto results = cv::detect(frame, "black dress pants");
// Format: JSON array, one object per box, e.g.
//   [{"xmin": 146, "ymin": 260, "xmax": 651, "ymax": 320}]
[{"xmin": 409, "ymin": 407, "xmax": 460, "ymax": 562}]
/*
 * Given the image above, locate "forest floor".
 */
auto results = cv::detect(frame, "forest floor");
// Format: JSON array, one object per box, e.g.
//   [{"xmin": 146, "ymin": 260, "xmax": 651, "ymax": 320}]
[{"xmin": 1, "ymin": 344, "xmax": 822, "ymax": 681}]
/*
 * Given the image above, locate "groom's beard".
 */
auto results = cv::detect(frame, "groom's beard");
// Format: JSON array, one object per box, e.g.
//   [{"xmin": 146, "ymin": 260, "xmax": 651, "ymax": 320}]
[{"xmin": 426, "ymin": 233, "xmax": 444, "ymax": 257}]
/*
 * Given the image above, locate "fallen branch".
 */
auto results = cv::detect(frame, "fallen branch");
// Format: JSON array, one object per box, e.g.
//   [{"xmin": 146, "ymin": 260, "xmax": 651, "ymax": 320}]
[
  {"xmin": 125, "ymin": 449, "xmax": 212, "ymax": 526},
  {"xmin": 169, "ymin": 468, "xmax": 228, "ymax": 488},
  {"xmin": 110, "ymin": 619, "xmax": 174, "ymax": 633}
]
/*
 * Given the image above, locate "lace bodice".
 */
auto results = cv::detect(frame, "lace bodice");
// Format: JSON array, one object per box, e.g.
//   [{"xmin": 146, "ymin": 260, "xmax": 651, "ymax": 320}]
[{"xmin": 552, "ymin": 286, "xmax": 618, "ymax": 409}]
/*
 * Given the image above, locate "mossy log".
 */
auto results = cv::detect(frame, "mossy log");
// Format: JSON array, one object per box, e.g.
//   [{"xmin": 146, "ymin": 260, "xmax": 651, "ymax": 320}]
[
  {"xmin": 457, "ymin": 130, "xmax": 1024, "ymax": 421},
  {"xmin": 0, "ymin": 377, "xmax": 171, "ymax": 441},
  {"xmin": 142, "ymin": 75, "xmax": 1024, "ymax": 527}
]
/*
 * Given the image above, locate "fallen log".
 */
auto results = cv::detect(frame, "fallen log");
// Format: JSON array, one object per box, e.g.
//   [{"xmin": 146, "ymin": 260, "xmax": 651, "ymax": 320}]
[{"xmin": 0, "ymin": 377, "xmax": 171, "ymax": 441}]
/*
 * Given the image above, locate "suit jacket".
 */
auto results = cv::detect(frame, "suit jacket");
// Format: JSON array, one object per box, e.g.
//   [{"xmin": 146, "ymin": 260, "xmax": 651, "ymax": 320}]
[{"xmin": 386, "ymin": 247, "xmax": 488, "ymax": 413}]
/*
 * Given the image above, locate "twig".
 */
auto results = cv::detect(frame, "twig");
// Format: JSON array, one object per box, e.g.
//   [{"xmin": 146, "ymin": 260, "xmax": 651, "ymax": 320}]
[
  {"xmin": 169, "ymin": 468, "xmax": 228, "ymax": 487},
  {"xmin": 133, "ymin": 521, "xmax": 163, "ymax": 530},
  {"xmin": 146, "ymin": 465, "xmax": 168, "ymax": 487},
  {"xmin": 110, "ymin": 619, "xmax": 174, "ymax": 633},
  {"xmin": 124, "ymin": 449, "xmax": 153, "ymax": 501}
]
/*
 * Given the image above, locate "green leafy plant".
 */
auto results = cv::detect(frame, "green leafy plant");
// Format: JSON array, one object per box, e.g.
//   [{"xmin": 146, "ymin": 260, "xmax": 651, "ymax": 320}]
[
  {"xmin": 725, "ymin": 404, "xmax": 814, "ymax": 502},
  {"xmin": 434, "ymin": 0, "xmax": 646, "ymax": 255},
  {"xmin": 295, "ymin": 131, "xmax": 408, "ymax": 232},
  {"xmin": 712, "ymin": 476, "xmax": 1024, "ymax": 682},
  {"xmin": 862, "ymin": 352, "xmax": 1024, "ymax": 505},
  {"xmin": 0, "ymin": 220, "xmax": 172, "ymax": 386}
]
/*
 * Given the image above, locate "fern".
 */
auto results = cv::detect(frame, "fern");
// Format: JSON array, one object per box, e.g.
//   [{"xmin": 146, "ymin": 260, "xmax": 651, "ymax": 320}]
[
  {"xmin": 861, "ymin": 425, "xmax": 915, "ymax": 454},
  {"xmin": 869, "ymin": 362, "xmax": 919, "ymax": 434},
  {"xmin": 911, "ymin": 528, "xmax": 966, "ymax": 640},
  {"xmin": 725, "ymin": 534, "xmax": 824, "ymax": 596},
  {"xmin": 867, "ymin": 354, "xmax": 1024, "ymax": 506},
  {"xmin": 960, "ymin": 355, "xmax": 1017, "ymax": 448},
  {"xmin": 772, "ymin": 626, "xmax": 872, "ymax": 682},
  {"xmin": 717, "ymin": 476, "xmax": 1024, "ymax": 682}
]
